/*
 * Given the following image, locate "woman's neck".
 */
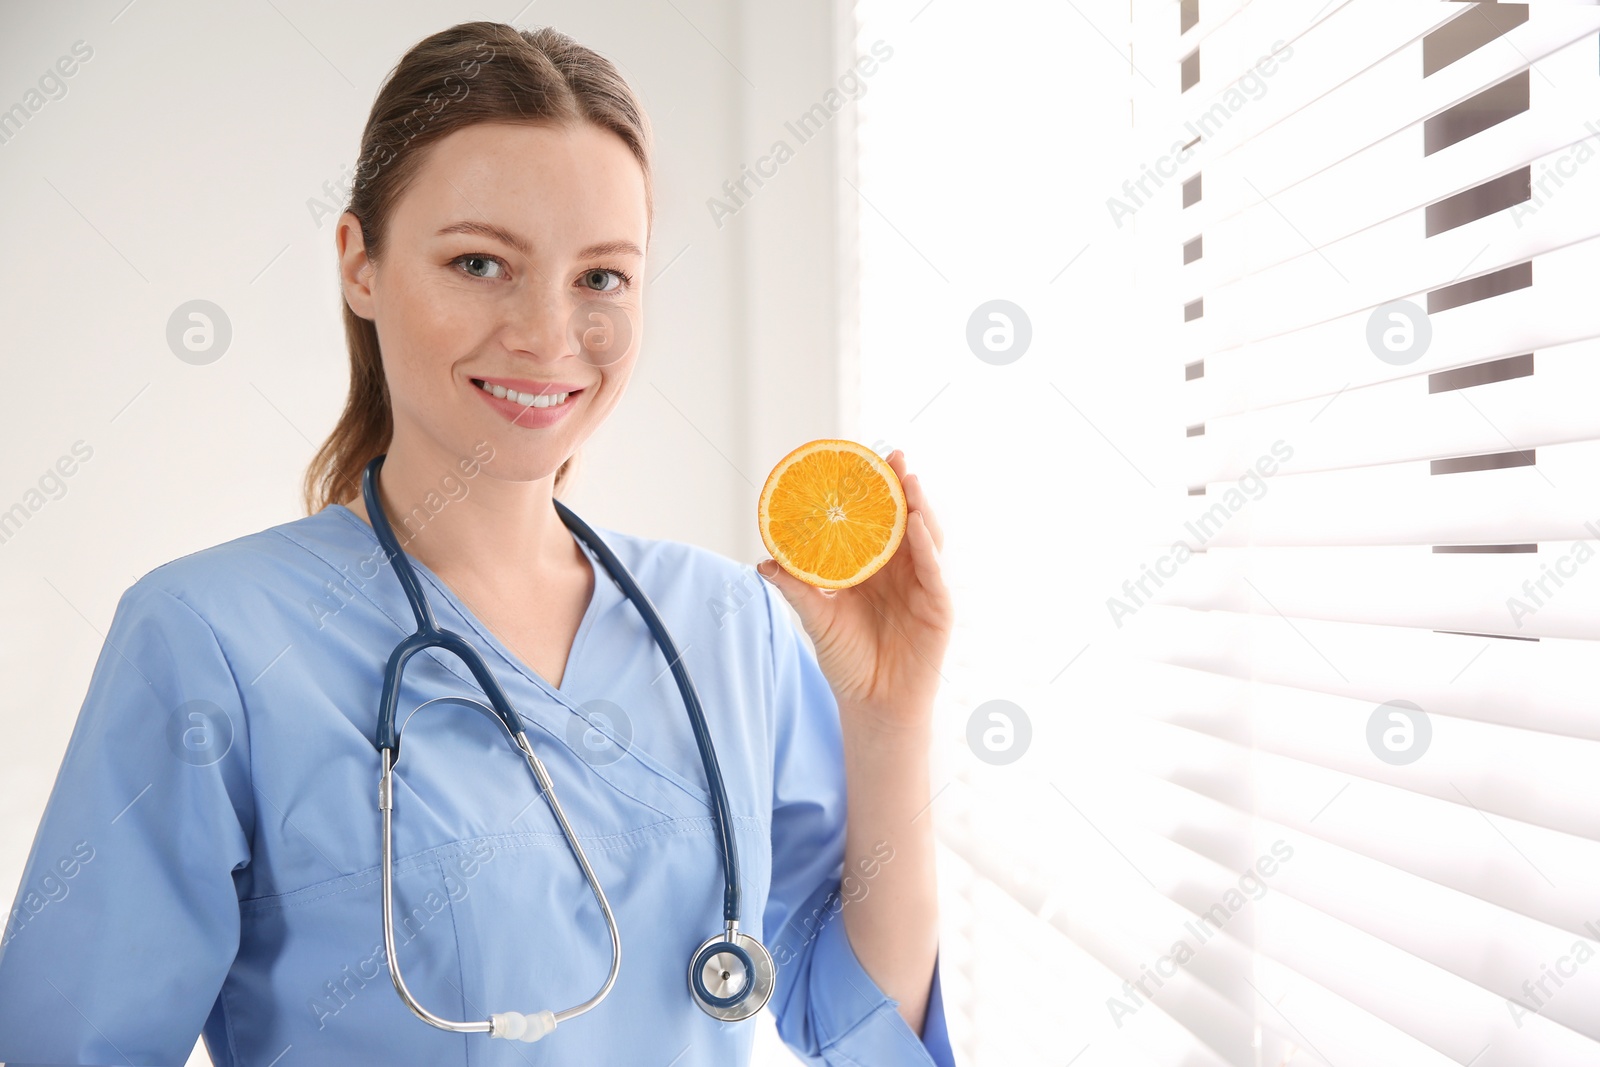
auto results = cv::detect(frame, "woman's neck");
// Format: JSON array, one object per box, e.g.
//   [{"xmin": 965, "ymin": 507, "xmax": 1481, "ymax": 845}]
[{"xmin": 341, "ymin": 435, "xmax": 579, "ymax": 585}]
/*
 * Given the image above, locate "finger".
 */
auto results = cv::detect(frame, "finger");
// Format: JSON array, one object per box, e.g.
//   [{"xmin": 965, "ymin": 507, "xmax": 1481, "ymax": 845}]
[
  {"xmin": 905, "ymin": 509, "xmax": 945, "ymax": 591},
  {"xmin": 887, "ymin": 449, "xmax": 911, "ymax": 488},
  {"xmin": 757, "ymin": 558, "xmax": 837, "ymax": 624},
  {"xmin": 884, "ymin": 452, "xmax": 938, "ymax": 542},
  {"xmin": 883, "ymin": 450, "xmax": 942, "ymax": 553},
  {"xmin": 901, "ymin": 473, "xmax": 944, "ymax": 554}
]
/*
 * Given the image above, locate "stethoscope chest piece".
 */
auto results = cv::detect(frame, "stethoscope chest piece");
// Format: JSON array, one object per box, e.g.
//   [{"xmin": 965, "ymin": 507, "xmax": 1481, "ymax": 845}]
[{"xmin": 688, "ymin": 925, "xmax": 775, "ymax": 1021}]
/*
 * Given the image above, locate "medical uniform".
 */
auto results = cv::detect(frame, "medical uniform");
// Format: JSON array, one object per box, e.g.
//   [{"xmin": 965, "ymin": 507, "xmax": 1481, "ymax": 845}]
[{"xmin": 0, "ymin": 503, "xmax": 956, "ymax": 1066}]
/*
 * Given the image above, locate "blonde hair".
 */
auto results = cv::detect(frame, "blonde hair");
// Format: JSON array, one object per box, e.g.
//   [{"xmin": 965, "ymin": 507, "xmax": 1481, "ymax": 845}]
[{"xmin": 302, "ymin": 21, "xmax": 653, "ymax": 513}]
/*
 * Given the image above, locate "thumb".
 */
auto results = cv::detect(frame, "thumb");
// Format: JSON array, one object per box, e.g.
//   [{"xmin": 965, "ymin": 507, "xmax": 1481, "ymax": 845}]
[{"xmin": 756, "ymin": 558, "xmax": 831, "ymax": 621}]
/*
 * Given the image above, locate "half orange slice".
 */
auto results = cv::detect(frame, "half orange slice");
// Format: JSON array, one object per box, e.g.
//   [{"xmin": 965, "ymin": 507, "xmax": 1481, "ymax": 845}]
[{"xmin": 758, "ymin": 439, "xmax": 907, "ymax": 589}]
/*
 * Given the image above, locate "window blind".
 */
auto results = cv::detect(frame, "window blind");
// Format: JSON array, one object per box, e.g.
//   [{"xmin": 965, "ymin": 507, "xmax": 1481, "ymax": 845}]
[
  {"xmin": 1124, "ymin": 2, "xmax": 1600, "ymax": 1065},
  {"xmin": 850, "ymin": 0, "xmax": 1600, "ymax": 1064}
]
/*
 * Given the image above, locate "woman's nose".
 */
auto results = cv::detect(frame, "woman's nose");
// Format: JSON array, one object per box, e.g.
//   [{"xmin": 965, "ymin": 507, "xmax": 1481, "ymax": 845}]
[
  {"xmin": 498, "ymin": 285, "xmax": 635, "ymax": 369},
  {"xmin": 499, "ymin": 287, "xmax": 571, "ymax": 362}
]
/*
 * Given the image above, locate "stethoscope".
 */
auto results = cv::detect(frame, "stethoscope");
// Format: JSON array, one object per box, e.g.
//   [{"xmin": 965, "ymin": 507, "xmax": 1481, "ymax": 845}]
[{"xmin": 362, "ymin": 454, "xmax": 774, "ymax": 1043}]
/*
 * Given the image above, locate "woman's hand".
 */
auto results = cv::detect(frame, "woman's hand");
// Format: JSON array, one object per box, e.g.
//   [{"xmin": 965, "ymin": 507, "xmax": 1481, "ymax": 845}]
[{"xmin": 757, "ymin": 449, "xmax": 954, "ymax": 738}]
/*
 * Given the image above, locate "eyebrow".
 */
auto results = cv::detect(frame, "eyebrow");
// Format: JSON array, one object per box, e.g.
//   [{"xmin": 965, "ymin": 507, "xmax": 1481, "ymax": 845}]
[{"xmin": 435, "ymin": 220, "xmax": 642, "ymax": 261}]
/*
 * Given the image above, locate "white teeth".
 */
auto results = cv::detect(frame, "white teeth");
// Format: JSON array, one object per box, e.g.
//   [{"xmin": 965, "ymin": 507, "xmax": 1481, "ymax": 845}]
[{"xmin": 476, "ymin": 379, "xmax": 572, "ymax": 408}]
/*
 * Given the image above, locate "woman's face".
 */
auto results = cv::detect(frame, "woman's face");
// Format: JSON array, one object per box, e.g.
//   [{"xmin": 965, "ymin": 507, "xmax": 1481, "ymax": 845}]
[{"xmin": 339, "ymin": 120, "xmax": 648, "ymax": 484}]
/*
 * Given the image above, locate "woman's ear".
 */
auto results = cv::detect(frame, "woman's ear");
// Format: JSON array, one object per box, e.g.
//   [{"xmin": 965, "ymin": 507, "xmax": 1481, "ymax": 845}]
[{"xmin": 336, "ymin": 211, "xmax": 377, "ymax": 321}]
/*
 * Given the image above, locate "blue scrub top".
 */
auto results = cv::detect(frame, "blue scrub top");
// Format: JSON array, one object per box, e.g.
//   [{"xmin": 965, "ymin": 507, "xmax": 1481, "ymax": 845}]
[{"xmin": 0, "ymin": 503, "xmax": 956, "ymax": 1066}]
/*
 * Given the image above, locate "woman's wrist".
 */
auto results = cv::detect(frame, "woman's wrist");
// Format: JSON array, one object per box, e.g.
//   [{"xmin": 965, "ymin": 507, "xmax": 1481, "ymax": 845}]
[{"xmin": 839, "ymin": 699, "xmax": 935, "ymax": 755}]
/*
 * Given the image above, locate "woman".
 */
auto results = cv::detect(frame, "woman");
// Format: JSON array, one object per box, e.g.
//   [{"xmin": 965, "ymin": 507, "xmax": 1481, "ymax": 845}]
[{"xmin": 0, "ymin": 21, "xmax": 956, "ymax": 1067}]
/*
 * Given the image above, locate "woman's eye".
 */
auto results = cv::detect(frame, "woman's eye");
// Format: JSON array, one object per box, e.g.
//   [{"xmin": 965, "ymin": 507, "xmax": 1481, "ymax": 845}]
[
  {"xmin": 453, "ymin": 254, "xmax": 505, "ymax": 280},
  {"xmin": 582, "ymin": 268, "xmax": 631, "ymax": 294}
]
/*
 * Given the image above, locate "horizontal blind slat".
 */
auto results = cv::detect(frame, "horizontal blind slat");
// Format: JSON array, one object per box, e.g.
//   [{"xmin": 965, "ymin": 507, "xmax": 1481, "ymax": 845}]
[
  {"xmin": 1131, "ymin": 606, "xmax": 1600, "ymax": 741},
  {"xmin": 1187, "ymin": 341, "xmax": 1600, "ymax": 483},
  {"xmin": 1193, "ymin": 235, "xmax": 1600, "ymax": 415},
  {"xmin": 1152, "ymin": 544, "xmax": 1600, "ymax": 639},
  {"xmin": 1099, "ymin": 760, "xmax": 1600, "ymax": 1055}
]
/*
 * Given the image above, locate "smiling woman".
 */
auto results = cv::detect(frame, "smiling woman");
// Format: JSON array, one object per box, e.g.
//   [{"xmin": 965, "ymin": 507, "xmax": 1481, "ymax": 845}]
[
  {"xmin": 331, "ymin": 119, "xmax": 647, "ymax": 472},
  {"xmin": 0, "ymin": 18, "xmax": 955, "ymax": 1067},
  {"xmin": 304, "ymin": 22, "xmax": 653, "ymax": 519}
]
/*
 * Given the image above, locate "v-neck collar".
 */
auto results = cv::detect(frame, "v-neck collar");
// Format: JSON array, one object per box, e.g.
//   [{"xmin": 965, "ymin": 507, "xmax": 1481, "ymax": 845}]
[
  {"xmin": 319, "ymin": 503, "xmax": 719, "ymax": 817},
  {"xmin": 328, "ymin": 503, "xmax": 614, "ymax": 708}
]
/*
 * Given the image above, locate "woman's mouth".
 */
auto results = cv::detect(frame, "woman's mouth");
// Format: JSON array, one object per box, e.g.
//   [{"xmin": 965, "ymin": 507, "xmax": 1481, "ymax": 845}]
[
  {"xmin": 471, "ymin": 378, "xmax": 577, "ymax": 408},
  {"xmin": 470, "ymin": 377, "xmax": 585, "ymax": 427}
]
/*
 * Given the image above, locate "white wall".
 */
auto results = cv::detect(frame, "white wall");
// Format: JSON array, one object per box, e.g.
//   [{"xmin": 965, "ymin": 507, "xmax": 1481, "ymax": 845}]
[{"xmin": 0, "ymin": 2, "xmax": 852, "ymax": 1062}]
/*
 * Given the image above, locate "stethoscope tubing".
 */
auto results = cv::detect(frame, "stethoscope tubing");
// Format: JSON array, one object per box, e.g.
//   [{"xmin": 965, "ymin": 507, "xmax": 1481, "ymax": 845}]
[
  {"xmin": 360, "ymin": 453, "xmax": 768, "ymax": 1038},
  {"xmin": 548, "ymin": 494, "xmax": 742, "ymax": 923},
  {"xmin": 363, "ymin": 453, "xmax": 741, "ymax": 923}
]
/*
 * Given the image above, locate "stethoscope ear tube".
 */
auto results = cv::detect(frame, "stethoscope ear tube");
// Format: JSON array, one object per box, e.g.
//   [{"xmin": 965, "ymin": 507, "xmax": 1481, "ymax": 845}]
[
  {"xmin": 362, "ymin": 455, "xmax": 437, "ymax": 635},
  {"xmin": 364, "ymin": 457, "xmax": 525, "ymax": 754}
]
